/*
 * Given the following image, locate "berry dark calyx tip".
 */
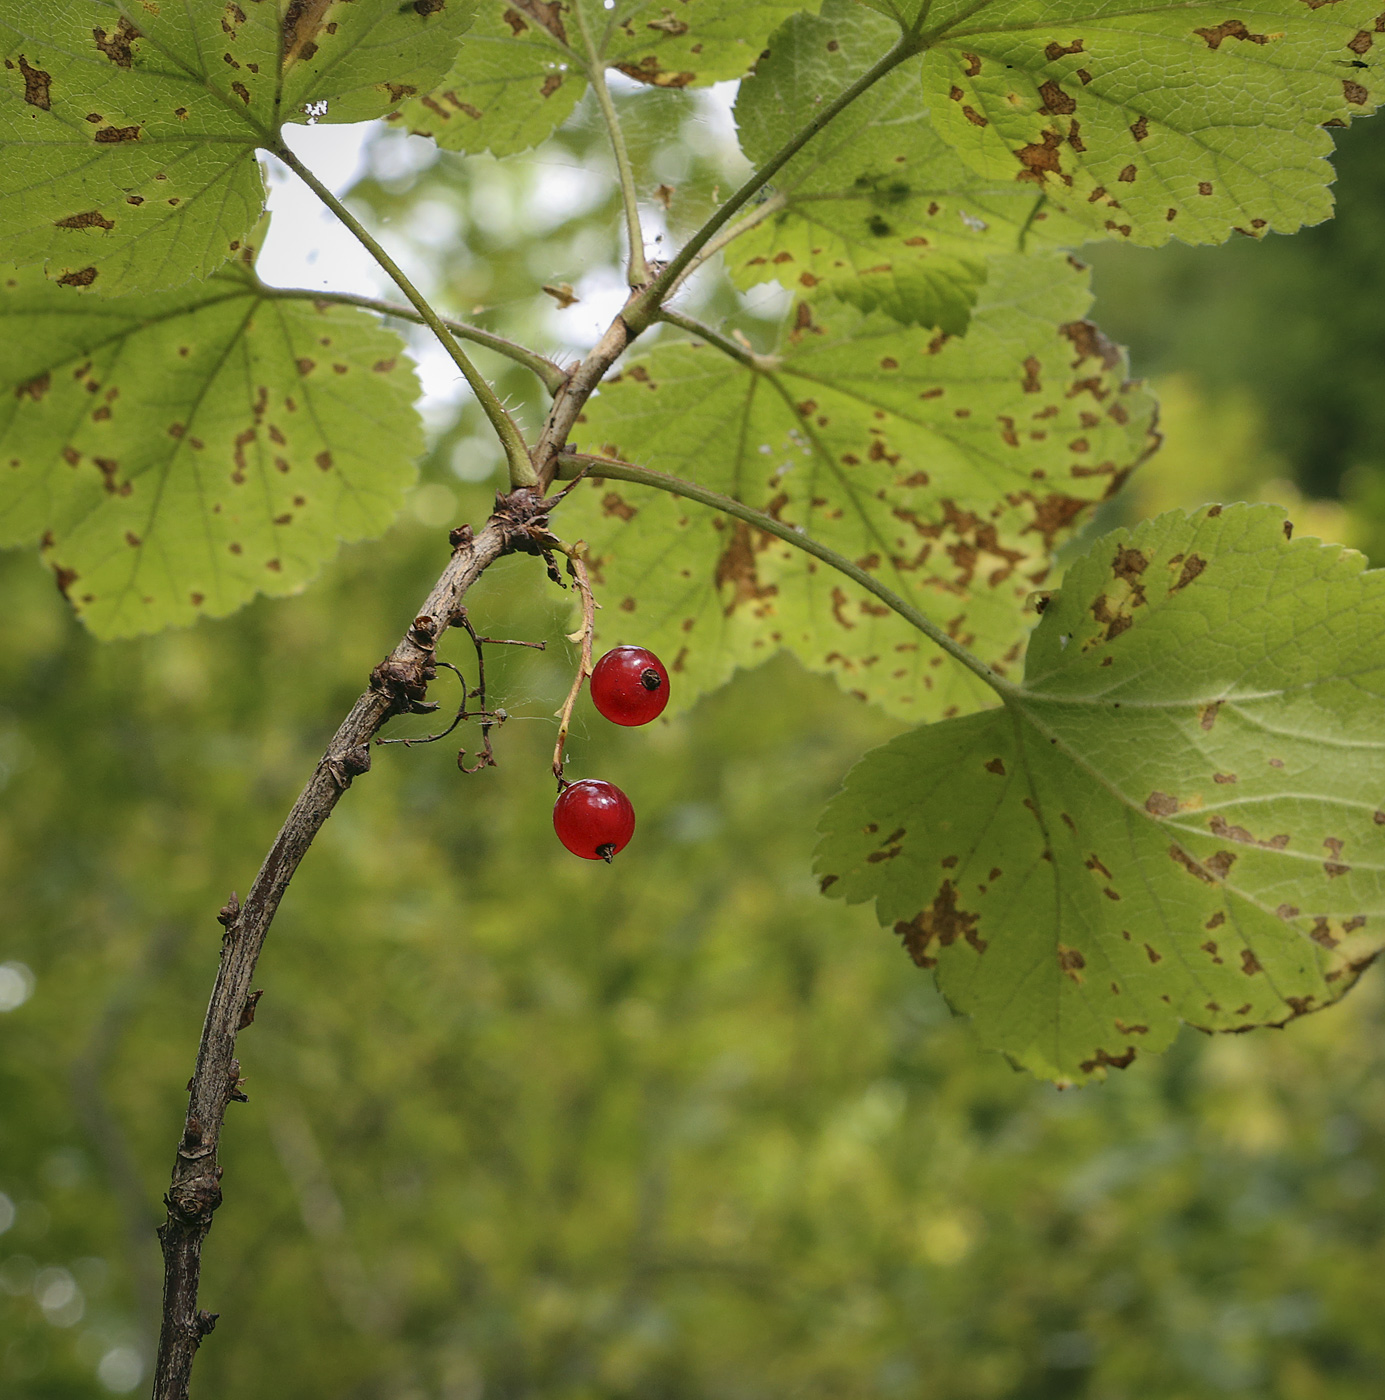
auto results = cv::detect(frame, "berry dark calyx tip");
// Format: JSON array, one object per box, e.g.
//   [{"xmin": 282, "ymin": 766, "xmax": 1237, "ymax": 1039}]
[
  {"xmin": 640, "ymin": 668, "xmax": 662, "ymax": 691},
  {"xmin": 597, "ymin": 843, "xmax": 617, "ymax": 863}
]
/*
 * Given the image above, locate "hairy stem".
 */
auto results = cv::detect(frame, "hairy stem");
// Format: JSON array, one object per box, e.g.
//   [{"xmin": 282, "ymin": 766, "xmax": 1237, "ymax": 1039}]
[
  {"xmin": 152, "ymin": 494, "xmax": 557, "ymax": 1400},
  {"xmin": 628, "ymin": 36, "xmax": 918, "ymax": 328},
  {"xmin": 553, "ymin": 452, "xmax": 1016, "ymax": 698},
  {"xmin": 656, "ymin": 308, "xmax": 779, "ymax": 372},
  {"xmin": 274, "ymin": 144, "xmax": 538, "ymax": 489},
  {"xmin": 578, "ymin": 13, "xmax": 648, "ymax": 287},
  {"xmin": 256, "ymin": 280, "xmax": 568, "ymax": 397}
]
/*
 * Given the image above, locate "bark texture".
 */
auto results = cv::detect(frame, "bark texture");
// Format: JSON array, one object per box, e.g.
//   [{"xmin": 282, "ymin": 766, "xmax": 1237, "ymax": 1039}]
[{"xmin": 152, "ymin": 491, "xmax": 557, "ymax": 1400}]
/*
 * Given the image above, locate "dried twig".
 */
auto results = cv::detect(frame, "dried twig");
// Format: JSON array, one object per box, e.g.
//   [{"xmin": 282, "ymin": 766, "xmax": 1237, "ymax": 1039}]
[{"xmin": 551, "ymin": 543, "xmax": 599, "ymax": 787}]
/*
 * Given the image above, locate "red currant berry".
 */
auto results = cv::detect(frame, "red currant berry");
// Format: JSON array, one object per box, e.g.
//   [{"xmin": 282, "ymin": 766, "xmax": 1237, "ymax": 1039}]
[
  {"xmin": 553, "ymin": 779, "xmax": 636, "ymax": 862},
  {"xmin": 590, "ymin": 646, "xmax": 670, "ymax": 726}
]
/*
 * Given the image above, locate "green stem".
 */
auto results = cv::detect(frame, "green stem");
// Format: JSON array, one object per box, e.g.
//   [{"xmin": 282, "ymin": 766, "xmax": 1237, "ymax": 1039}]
[
  {"xmin": 662, "ymin": 193, "xmax": 787, "ymax": 299},
  {"xmin": 656, "ymin": 308, "xmax": 779, "ymax": 371},
  {"xmin": 274, "ymin": 144, "xmax": 539, "ymax": 489},
  {"xmin": 628, "ymin": 35, "xmax": 918, "ymax": 329},
  {"xmin": 577, "ymin": 12, "xmax": 648, "ymax": 287},
  {"xmin": 255, "ymin": 281, "xmax": 568, "ymax": 397},
  {"xmin": 553, "ymin": 452, "xmax": 1016, "ymax": 699}
]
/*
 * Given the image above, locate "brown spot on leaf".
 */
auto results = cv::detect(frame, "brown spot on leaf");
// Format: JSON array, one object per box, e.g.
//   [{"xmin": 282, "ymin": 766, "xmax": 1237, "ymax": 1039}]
[
  {"xmin": 1081, "ymin": 1046, "xmax": 1136, "ymax": 1074},
  {"xmin": 1014, "ymin": 129, "xmax": 1065, "ymax": 182},
  {"xmin": 1171, "ymin": 554, "xmax": 1206, "ymax": 591},
  {"xmin": 615, "ymin": 57, "xmax": 694, "ymax": 87},
  {"xmin": 984, "ymin": 758, "xmax": 1006, "ymax": 776},
  {"xmin": 1169, "ymin": 845, "xmax": 1216, "ymax": 884},
  {"xmin": 1199, "ymin": 700, "xmax": 1220, "ymax": 731},
  {"xmin": 601, "ymin": 492, "xmax": 637, "ymax": 522},
  {"xmin": 1241, "ymin": 949, "xmax": 1264, "ymax": 975},
  {"xmin": 1044, "ymin": 39, "xmax": 1084, "ymax": 59},
  {"xmin": 315, "ymin": 451, "xmax": 332, "ymax": 471},
  {"xmin": 93, "ymin": 17, "xmax": 139, "ymax": 66},
  {"xmin": 1345, "ymin": 78, "xmax": 1369, "ymax": 105},
  {"xmin": 58, "ymin": 267, "xmax": 98, "ymax": 287},
  {"xmin": 18, "ymin": 55, "xmax": 51, "ymax": 109},
  {"xmin": 716, "ymin": 522, "xmax": 777, "ymax": 616},
  {"xmin": 15, "ymin": 371, "xmax": 50, "ymax": 402},
  {"xmin": 95, "ymin": 124, "xmax": 141, "ymax": 143},
  {"xmin": 1206, "ymin": 911, "xmax": 1226, "ymax": 930},
  {"xmin": 1276, "ymin": 903, "xmax": 1300, "ymax": 920},
  {"xmin": 1131, "ymin": 115, "xmax": 1149, "ymax": 141},
  {"xmin": 55, "ymin": 210, "xmax": 115, "ymax": 231},
  {"xmin": 1310, "ymin": 917, "xmax": 1340, "ymax": 949},
  {"xmin": 1194, "ymin": 20, "xmax": 1271, "ymax": 48},
  {"xmin": 893, "ymin": 881, "xmax": 986, "ymax": 967},
  {"xmin": 1057, "ymin": 944, "xmax": 1086, "ymax": 983},
  {"xmin": 1039, "ymin": 80, "xmax": 1076, "ymax": 115}
]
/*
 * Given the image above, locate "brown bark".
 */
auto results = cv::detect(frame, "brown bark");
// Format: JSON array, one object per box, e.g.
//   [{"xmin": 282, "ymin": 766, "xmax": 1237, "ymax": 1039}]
[{"xmin": 151, "ymin": 490, "xmax": 558, "ymax": 1400}]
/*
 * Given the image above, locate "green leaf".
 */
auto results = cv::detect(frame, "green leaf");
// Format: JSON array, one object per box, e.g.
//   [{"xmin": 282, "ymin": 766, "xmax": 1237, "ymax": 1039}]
[
  {"xmin": 392, "ymin": 3, "xmax": 583, "ymax": 155},
  {"xmin": 401, "ymin": 0, "xmax": 803, "ymax": 155},
  {"xmin": 0, "ymin": 258, "xmax": 423, "ymax": 638},
  {"xmin": 0, "ymin": 0, "xmax": 473, "ymax": 292},
  {"xmin": 817, "ymin": 504, "xmax": 1385, "ymax": 1084},
  {"xmin": 731, "ymin": 0, "xmax": 1089, "ymax": 331},
  {"xmin": 922, "ymin": 0, "xmax": 1380, "ymax": 247},
  {"xmin": 558, "ymin": 250, "xmax": 1156, "ymax": 722}
]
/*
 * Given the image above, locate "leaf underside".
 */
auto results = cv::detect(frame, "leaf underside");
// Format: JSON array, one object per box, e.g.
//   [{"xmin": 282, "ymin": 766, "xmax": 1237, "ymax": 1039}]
[
  {"xmin": 0, "ymin": 0, "xmax": 473, "ymax": 292},
  {"xmin": 400, "ymin": 0, "xmax": 803, "ymax": 154},
  {"xmin": 0, "ymin": 259, "xmax": 423, "ymax": 638},
  {"xmin": 731, "ymin": 1, "xmax": 1091, "ymax": 333},
  {"xmin": 817, "ymin": 505, "xmax": 1385, "ymax": 1083},
  {"xmin": 559, "ymin": 251, "xmax": 1157, "ymax": 723},
  {"xmin": 922, "ymin": 0, "xmax": 1380, "ymax": 248}
]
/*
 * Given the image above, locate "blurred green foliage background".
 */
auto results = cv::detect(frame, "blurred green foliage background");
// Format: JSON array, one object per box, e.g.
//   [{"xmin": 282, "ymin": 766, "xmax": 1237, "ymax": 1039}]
[{"xmin": 3, "ymin": 86, "xmax": 1385, "ymax": 1400}]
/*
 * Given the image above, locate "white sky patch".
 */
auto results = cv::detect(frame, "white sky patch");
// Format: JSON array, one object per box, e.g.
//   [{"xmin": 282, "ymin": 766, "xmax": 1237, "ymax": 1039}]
[{"xmin": 258, "ymin": 122, "xmax": 383, "ymax": 295}]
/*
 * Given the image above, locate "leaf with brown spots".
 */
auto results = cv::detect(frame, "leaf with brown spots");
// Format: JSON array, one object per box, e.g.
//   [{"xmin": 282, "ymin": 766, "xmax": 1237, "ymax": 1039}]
[
  {"xmin": 0, "ymin": 260, "xmax": 422, "ymax": 638},
  {"xmin": 818, "ymin": 504, "xmax": 1385, "ymax": 1082},
  {"xmin": 401, "ymin": 0, "xmax": 798, "ymax": 154},
  {"xmin": 0, "ymin": 0, "xmax": 473, "ymax": 291},
  {"xmin": 730, "ymin": 3, "xmax": 1092, "ymax": 332},
  {"xmin": 920, "ymin": 0, "xmax": 1379, "ymax": 249},
  {"xmin": 557, "ymin": 250, "xmax": 1155, "ymax": 723}
]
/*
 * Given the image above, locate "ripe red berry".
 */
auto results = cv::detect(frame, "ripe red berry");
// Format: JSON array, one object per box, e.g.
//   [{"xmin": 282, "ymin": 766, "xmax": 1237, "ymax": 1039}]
[
  {"xmin": 553, "ymin": 779, "xmax": 636, "ymax": 862},
  {"xmin": 590, "ymin": 645, "xmax": 670, "ymax": 726}
]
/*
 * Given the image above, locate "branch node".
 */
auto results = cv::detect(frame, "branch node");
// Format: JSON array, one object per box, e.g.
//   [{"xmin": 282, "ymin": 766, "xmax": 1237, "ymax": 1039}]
[
  {"xmin": 196, "ymin": 1311, "xmax": 220, "ymax": 1339},
  {"xmin": 449, "ymin": 522, "xmax": 475, "ymax": 551},
  {"xmin": 216, "ymin": 892, "xmax": 240, "ymax": 928},
  {"xmin": 237, "ymin": 990, "xmax": 264, "ymax": 1031}
]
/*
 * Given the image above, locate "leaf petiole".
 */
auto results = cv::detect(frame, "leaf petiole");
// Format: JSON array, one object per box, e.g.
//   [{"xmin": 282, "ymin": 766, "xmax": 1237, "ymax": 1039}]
[
  {"xmin": 551, "ymin": 452, "xmax": 1018, "ymax": 700},
  {"xmin": 272, "ymin": 144, "xmax": 539, "ymax": 489}
]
